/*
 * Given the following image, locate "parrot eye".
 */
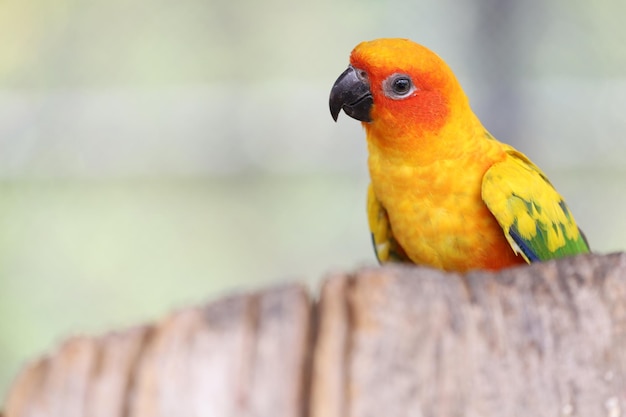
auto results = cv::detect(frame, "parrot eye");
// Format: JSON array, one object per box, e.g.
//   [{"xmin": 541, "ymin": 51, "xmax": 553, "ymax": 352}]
[
  {"xmin": 383, "ymin": 74, "xmax": 416, "ymax": 100},
  {"xmin": 393, "ymin": 78, "xmax": 411, "ymax": 94}
]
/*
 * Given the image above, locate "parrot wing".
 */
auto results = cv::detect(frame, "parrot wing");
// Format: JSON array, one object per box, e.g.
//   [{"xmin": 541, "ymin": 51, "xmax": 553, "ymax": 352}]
[
  {"xmin": 367, "ymin": 184, "xmax": 411, "ymax": 263},
  {"xmin": 481, "ymin": 147, "xmax": 590, "ymax": 263}
]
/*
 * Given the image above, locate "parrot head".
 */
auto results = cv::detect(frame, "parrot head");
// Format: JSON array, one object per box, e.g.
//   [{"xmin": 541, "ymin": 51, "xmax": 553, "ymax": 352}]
[{"xmin": 329, "ymin": 38, "xmax": 472, "ymax": 148}]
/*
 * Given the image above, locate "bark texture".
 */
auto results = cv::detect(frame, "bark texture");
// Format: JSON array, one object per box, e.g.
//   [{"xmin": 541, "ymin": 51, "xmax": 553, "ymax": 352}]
[{"xmin": 5, "ymin": 253, "xmax": 626, "ymax": 417}]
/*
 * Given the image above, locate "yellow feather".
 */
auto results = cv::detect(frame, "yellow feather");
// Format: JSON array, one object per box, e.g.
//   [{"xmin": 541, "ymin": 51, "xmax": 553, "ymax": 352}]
[{"xmin": 482, "ymin": 146, "xmax": 585, "ymax": 259}]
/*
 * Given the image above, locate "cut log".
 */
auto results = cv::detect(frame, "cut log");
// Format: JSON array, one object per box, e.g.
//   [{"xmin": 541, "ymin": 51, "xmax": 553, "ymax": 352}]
[
  {"xmin": 4, "ymin": 253, "xmax": 626, "ymax": 417},
  {"xmin": 5, "ymin": 285, "xmax": 311, "ymax": 417},
  {"xmin": 311, "ymin": 253, "xmax": 626, "ymax": 417}
]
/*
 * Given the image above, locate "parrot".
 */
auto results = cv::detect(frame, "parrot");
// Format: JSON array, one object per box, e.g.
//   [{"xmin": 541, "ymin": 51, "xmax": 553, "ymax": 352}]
[{"xmin": 329, "ymin": 38, "xmax": 589, "ymax": 272}]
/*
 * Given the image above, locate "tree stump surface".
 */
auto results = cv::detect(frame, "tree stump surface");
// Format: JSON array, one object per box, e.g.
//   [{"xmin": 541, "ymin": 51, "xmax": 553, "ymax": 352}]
[{"xmin": 4, "ymin": 253, "xmax": 626, "ymax": 417}]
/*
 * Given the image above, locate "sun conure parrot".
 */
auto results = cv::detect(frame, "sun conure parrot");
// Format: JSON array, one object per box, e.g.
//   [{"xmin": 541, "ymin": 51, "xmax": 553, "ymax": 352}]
[{"xmin": 329, "ymin": 38, "xmax": 589, "ymax": 272}]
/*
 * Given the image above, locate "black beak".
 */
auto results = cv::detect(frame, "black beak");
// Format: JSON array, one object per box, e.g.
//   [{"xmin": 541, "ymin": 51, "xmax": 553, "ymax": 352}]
[{"xmin": 329, "ymin": 66, "xmax": 373, "ymax": 122}]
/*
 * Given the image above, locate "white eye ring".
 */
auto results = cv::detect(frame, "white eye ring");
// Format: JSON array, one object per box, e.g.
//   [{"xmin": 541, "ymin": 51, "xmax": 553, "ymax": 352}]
[{"xmin": 383, "ymin": 73, "xmax": 416, "ymax": 100}]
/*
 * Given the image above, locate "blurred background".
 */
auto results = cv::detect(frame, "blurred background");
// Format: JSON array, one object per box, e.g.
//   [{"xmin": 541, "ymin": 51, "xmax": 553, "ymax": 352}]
[{"xmin": 1, "ymin": 0, "xmax": 625, "ymax": 399}]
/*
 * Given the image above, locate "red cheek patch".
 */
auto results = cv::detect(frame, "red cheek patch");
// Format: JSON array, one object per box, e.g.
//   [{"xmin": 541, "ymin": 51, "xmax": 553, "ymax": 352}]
[{"xmin": 375, "ymin": 89, "xmax": 450, "ymax": 134}]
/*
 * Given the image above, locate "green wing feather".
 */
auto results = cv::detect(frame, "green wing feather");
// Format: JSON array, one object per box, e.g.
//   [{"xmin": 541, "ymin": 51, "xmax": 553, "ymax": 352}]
[
  {"xmin": 482, "ymin": 147, "xmax": 590, "ymax": 262},
  {"xmin": 367, "ymin": 184, "xmax": 411, "ymax": 263}
]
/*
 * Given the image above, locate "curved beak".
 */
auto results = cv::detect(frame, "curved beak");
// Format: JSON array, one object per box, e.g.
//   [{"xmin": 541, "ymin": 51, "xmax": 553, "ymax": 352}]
[{"xmin": 329, "ymin": 66, "xmax": 373, "ymax": 122}]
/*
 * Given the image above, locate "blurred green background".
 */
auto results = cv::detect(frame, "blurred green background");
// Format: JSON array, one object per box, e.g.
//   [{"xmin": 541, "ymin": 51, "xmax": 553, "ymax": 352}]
[{"xmin": 1, "ymin": 0, "xmax": 626, "ymax": 400}]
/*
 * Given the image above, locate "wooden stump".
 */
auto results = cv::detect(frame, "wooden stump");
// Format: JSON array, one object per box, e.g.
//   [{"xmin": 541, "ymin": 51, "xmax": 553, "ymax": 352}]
[{"xmin": 4, "ymin": 253, "xmax": 626, "ymax": 417}]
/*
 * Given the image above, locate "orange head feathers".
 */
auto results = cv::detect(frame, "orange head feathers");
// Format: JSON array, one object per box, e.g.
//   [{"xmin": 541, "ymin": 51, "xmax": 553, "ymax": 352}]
[{"xmin": 330, "ymin": 38, "xmax": 473, "ymax": 152}]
